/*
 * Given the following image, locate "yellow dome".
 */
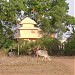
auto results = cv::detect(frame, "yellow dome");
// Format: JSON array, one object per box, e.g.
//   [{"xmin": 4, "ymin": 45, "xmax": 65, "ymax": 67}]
[{"xmin": 20, "ymin": 17, "xmax": 37, "ymax": 25}]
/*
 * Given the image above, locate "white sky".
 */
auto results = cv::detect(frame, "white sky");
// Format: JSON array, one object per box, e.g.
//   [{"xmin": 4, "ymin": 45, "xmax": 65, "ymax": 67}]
[
  {"xmin": 66, "ymin": 0, "xmax": 75, "ymax": 17},
  {"xmin": 7, "ymin": 0, "xmax": 9, "ymax": 2}
]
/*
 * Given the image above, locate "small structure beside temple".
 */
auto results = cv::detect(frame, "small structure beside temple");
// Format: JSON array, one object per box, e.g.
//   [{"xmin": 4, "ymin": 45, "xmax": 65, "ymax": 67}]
[{"xmin": 15, "ymin": 17, "xmax": 42, "ymax": 41}]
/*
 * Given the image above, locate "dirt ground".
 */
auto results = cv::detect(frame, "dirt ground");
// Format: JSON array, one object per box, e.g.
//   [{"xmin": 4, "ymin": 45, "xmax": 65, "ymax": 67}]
[{"xmin": 0, "ymin": 55, "xmax": 75, "ymax": 75}]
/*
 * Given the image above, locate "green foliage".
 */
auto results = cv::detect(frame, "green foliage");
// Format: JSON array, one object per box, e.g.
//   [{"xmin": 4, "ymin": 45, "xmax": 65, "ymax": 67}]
[
  {"xmin": 3, "ymin": 39, "xmax": 16, "ymax": 49},
  {"xmin": 0, "ymin": 0, "xmax": 71, "ymax": 34},
  {"xmin": 17, "ymin": 40, "xmax": 36, "ymax": 55},
  {"xmin": 40, "ymin": 18, "xmax": 55, "ymax": 34},
  {"xmin": 14, "ymin": 37, "xmax": 61, "ymax": 56},
  {"xmin": 19, "ymin": 41, "xmax": 30, "ymax": 55},
  {"xmin": 64, "ymin": 32, "xmax": 75, "ymax": 56},
  {"xmin": 64, "ymin": 40, "xmax": 75, "ymax": 56},
  {"xmin": 0, "ymin": 21, "xmax": 14, "ymax": 49},
  {"xmin": 34, "ymin": 36, "xmax": 61, "ymax": 55},
  {"xmin": 41, "ymin": 37, "xmax": 60, "ymax": 55},
  {"xmin": 13, "ymin": 36, "xmax": 75, "ymax": 56},
  {"xmin": 66, "ymin": 15, "xmax": 75, "ymax": 25},
  {"xmin": 0, "ymin": 0, "xmax": 75, "ymax": 56}
]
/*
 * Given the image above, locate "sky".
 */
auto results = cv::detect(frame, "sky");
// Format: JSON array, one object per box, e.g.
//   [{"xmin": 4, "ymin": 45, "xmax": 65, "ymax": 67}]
[
  {"xmin": 66, "ymin": 0, "xmax": 75, "ymax": 17},
  {"xmin": 7, "ymin": 0, "xmax": 9, "ymax": 2}
]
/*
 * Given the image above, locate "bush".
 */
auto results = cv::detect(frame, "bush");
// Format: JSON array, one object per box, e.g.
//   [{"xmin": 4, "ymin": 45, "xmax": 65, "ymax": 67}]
[
  {"xmin": 45, "ymin": 38, "xmax": 61, "ymax": 55},
  {"xmin": 35, "ymin": 36, "xmax": 61, "ymax": 56},
  {"xmin": 64, "ymin": 40, "xmax": 75, "ymax": 56},
  {"xmin": 17, "ymin": 40, "xmax": 38, "ymax": 55},
  {"xmin": 13, "ymin": 37, "xmax": 61, "ymax": 56}
]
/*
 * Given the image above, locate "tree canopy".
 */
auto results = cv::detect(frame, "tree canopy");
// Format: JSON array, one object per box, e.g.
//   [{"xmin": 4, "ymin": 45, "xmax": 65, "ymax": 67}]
[{"xmin": 0, "ymin": 0, "xmax": 75, "ymax": 49}]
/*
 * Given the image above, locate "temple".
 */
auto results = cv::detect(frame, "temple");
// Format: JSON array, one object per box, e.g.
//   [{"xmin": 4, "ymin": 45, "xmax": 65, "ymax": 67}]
[{"xmin": 15, "ymin": 17, "xmax": 42, "ymax": 41}]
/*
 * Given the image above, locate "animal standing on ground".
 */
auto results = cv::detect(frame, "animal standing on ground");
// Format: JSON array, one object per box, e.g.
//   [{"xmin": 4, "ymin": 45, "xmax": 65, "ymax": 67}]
[{"xmin": 36, "ymin": 50, "xmax": 51, "ymax": 61}]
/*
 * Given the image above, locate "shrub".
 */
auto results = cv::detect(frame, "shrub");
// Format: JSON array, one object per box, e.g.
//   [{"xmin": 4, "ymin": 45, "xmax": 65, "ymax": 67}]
[
  {"xmin": 17, "ymin": 40, "xmax": 38, "ymax": 55},
  {"xmin": 46, "ymin": 38, "xmax": 60, "ymax": 55},
  {"xmin": 64, "ymin": 40, "xmax": 75, "ymax": 56},
  {"xmin": 35, "ymin": 36, "xmax": 61, "ymax": 55},
  {"xmin": 13, "ymin": 37, "xmax": 61, "ymax": 56}
]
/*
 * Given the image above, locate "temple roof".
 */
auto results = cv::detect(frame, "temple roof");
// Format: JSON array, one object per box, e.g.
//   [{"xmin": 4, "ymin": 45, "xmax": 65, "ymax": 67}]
[{"xmin": 19, "ymin": 17, "xmax": 37, "ymax": 25}]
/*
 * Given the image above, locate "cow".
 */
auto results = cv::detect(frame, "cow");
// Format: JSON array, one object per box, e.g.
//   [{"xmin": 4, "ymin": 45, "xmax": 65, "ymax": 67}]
[{"xmin": 36, "ymin": 50, "xmax": 51, "ymax": 61}]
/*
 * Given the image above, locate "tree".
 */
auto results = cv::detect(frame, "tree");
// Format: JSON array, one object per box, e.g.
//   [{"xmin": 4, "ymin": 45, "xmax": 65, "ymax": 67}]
[
  {"xmin": 0, "ymin": 0, "xmax": 27, "ymax": 49},
  {"xmin": 0, "ymin": 0, "xmax": 75, "ymax": 49},
  {"xmin": 0, "ymin": 20, "xmax": 15, "ymax": 49},
  {"xmin": 66, "ymin": 15, "xmax": 75, "ymax": 25},
  {"xmin": 0, "ymin": 0, "xmax": 75, "ymax": 33}
]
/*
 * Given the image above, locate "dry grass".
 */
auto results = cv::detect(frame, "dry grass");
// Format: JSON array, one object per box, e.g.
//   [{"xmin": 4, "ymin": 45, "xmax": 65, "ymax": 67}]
[{"xmin": 0, "ymin": 55, "xmax": 74, "ymax": 75}]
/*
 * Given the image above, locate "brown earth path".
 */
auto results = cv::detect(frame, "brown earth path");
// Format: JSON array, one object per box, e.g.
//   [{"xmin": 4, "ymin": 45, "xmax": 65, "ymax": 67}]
[
  {"xmin": 0, "ymin": 56, "xmax": 75, "ymax": 75},
  {"xmin": 52, "ymin": 56, "xmax": 75, "ymax": 75}
]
